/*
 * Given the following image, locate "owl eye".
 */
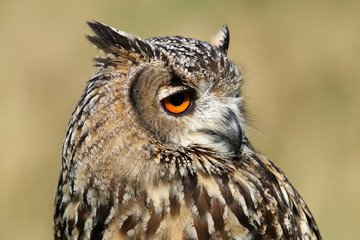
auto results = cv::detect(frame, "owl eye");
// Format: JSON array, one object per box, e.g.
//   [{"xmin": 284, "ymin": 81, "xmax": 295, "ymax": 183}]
[{"xmin": 162, "ymin": 91, "xmax": 194, "ymax": 115}]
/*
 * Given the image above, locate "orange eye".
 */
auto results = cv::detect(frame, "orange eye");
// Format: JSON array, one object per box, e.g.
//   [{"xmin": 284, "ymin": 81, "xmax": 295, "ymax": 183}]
[{"xmin": 162, "ymin": 91, "xmax": 194, "ymax": 115}]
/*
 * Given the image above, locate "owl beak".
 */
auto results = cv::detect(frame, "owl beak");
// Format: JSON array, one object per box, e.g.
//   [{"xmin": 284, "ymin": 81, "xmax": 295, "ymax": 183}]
[
  {"xmin": 194, "ymin": 111, "xmax": 242, "ymax": 156},
  {"xmin": 221, "ymin": 111, "xmax": 243, "ymax": 155}
]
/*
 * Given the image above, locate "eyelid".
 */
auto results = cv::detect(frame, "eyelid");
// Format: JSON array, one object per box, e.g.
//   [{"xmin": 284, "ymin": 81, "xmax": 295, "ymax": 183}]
[{"xmin": 158, "ymin": 86, "xmax": 190, "ymax": 101}]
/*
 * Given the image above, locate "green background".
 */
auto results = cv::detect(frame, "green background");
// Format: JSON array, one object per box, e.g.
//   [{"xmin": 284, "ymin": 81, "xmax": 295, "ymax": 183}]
[{"xmin": 1, "ymin": 0, "xmax": 359, "ymax": 239}]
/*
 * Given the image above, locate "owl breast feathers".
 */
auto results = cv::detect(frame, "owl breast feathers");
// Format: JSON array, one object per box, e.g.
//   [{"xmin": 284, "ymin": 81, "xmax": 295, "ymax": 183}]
[{"xmin": 54, "ymin": 21, "xmax": 321, "ymax": 240}]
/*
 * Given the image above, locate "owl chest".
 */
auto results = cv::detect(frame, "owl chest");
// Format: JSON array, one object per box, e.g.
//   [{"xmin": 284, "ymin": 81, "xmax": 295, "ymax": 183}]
[
  {"xmin": 101, "ymin": 175, "xmax": 256, "ymax": 240},
  {"xmin": 105, "ymin": 179, "xmax": 195, "ymax": 239},
  {"xmin": 107, "ymin": 200, "xmax": 194, "ymax": 239}
]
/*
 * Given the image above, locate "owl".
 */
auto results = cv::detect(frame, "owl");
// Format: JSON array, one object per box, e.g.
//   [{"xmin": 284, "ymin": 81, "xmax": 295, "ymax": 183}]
[{"xmin": 54, "ymin": 21, "xmax": 322, "ymax": 240}]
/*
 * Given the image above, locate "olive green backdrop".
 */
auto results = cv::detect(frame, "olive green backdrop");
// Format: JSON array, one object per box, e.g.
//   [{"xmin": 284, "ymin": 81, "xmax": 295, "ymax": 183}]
[{"xmin": 1, "ymin": 0, "xmax": 359, "ymax": 239}]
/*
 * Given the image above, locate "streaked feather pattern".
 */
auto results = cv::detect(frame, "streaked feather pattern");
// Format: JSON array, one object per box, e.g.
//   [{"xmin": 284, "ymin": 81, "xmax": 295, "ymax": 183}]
[{"xmin": 54, "ymin": 21, "xmax": 321, "ymax": 240}]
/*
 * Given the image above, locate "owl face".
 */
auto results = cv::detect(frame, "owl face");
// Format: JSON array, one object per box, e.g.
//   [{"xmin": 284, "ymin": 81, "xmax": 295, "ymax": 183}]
[{"xmin": 87, "ymin": 22, "xmax": 245, "ymax": 159}]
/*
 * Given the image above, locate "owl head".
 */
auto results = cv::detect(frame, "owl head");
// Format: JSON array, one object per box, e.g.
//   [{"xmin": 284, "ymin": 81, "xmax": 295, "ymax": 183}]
[{"xmin": 82, "ymin": 22, "xmax": 247, "ymax": 163}]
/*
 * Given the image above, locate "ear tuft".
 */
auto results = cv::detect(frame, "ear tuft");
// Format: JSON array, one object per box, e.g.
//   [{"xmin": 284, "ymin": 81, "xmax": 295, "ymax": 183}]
[
  {"xmin": 86, "ymin": 21, "xmax": 137, "ymax": 53},
  {"xmin": 211, "ymin": 25, "xmax": 230, "ymax": 55},
  {"xmin": 86, "ymin": 21, "xmax": 164, "ymax": 67}
]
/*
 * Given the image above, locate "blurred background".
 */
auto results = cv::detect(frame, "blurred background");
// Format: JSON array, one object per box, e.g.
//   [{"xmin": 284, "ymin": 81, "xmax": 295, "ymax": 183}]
[{"xmin": 0, "ymin": 0, "xmax": 359, "ymax": 239}]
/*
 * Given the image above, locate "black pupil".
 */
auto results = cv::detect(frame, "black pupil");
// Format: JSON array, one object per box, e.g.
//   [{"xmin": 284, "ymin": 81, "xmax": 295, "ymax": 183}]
[{"xmin": 169, "ymin": 93, "xmax": 185, "ymax": 106}]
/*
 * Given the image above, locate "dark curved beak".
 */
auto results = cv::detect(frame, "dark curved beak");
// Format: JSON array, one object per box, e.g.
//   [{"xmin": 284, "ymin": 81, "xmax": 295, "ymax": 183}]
[
  {"xmin": 199, "ymin": 110, "xmax": 242, "ymax": 156},
  {"xmin": 223, "ymin": 111, "xmax": 242, "ymax": 154}
]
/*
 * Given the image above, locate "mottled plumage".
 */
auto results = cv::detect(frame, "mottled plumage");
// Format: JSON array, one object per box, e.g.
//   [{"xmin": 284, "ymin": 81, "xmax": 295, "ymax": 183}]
[{"xmin": 54, "ymin": 21, "xmax": 321, "ymax": 240}]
